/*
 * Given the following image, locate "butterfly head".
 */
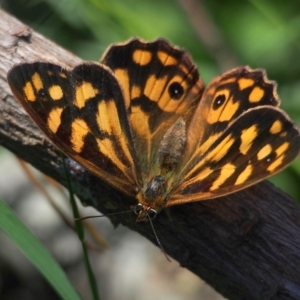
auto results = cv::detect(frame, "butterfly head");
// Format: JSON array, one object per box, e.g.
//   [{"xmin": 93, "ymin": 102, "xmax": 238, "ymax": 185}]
[
  {"xmin": 134, "ymin": 174, "xmax": 167, "ymax": 222},
  {"xmin": 133, "ymin": 203, "xmax": 158, "ymax": 222}
]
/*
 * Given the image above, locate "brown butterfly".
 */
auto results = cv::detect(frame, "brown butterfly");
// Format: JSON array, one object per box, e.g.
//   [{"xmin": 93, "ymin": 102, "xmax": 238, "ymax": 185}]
[{"xmin": 7, "ymin": 38, "xmax": 300, "ymax": 223}]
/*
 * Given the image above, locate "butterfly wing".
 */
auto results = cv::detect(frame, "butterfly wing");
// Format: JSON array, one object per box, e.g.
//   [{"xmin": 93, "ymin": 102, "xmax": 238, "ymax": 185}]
[
  {"xmin": 101, "ymin": 38, "xmax": 205, "ymax": 182},
  {"xmin": 184, "ymin": 67, "xmax": 282, "ymax": 161},
  {"xmin": 168, "ymin": 67, "xmax": 300, "ymax": 204},
  {"xmin": 7, "ymin": 62, "xmax": 140, "ymax": 196}
]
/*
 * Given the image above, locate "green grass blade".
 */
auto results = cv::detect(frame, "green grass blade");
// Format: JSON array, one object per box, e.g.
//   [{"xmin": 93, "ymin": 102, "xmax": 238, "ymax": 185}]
[
  {"xmin": 0, "ymin": 199, "xmax": 82, "ymax": 300},
  {"xmin": 62, "ymin": 157, "xmax": 100, "ymax": 300}
]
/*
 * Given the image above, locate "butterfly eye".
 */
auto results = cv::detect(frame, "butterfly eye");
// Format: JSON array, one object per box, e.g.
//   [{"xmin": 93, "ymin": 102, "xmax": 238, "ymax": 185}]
[
  {"xmin": 213, "ymin": 94, "xmax": 226, "ymax": 109},
  {"xmin": 133, "ymin": 204, "xmax": 143, "ymax": 215},
  {"xmin": 147, "ymin": 208, "xmax": 157, "ymax": 220},
  {"xmin": 168, "ymin": 82, "xmax": 184, "ymax": 99}
]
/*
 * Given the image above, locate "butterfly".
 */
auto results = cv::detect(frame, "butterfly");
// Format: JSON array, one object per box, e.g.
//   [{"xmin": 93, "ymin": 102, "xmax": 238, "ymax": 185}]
[{"xmin": 7, "ymin": 38, "xmax": 300, "ymax": 223}]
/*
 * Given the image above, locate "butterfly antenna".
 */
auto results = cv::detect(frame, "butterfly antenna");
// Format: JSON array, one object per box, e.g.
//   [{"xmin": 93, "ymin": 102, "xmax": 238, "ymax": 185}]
[
  {"xmin": 75, "ymin": 209, "xmax": 134, "ymax": 221},
  {"xmin": 147, "ymin": 212, "xmax": 171, "ymax": 262}
]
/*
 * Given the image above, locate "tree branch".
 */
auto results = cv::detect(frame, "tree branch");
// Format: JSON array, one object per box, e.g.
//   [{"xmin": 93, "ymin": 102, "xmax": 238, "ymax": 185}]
[{"xmin": 1, "ymin": 9, "xmax": 300, "ymax": 300}]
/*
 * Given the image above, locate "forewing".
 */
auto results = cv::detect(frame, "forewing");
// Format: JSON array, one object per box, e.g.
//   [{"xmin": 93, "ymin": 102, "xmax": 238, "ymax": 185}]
[
  {"xmin": 184, "ymin": 67, "xmax": 281, "ymax": 162},
  {"xmin": 168, "ymin": 67, "xmax": 300, "ymax": 204},
  {"xmin": 7, "ymin": 62, "xmax": 139, "ymax": 196},
  {"xmin": 101, "ymin": 38, "xmax": 205, "ymax": 179}
]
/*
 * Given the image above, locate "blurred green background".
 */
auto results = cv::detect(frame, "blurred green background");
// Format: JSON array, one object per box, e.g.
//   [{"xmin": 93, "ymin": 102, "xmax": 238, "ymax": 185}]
[{"xmin": 1, "ymin": 0, "xmax": 300, "ymax": 299}]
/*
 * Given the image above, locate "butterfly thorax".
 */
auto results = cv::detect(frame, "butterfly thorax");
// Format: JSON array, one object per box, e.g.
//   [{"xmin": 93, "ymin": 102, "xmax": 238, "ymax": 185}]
[{"xmin": 135, "ymin": 117, "xmax": 187, "ymax": 222}]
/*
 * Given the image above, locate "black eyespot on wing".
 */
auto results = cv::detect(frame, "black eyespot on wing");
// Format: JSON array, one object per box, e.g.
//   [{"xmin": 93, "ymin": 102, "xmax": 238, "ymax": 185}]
[
  {"xmin": 213, "ymin": 94, "xmax": 226, "ymax": 109},
  {"xmin": 264, "ymin": 152, "xmax": 276, "ymax": 164},
  {"xmin": 168, "ymin": 82, "xmax": 184, "ymax": 99}
]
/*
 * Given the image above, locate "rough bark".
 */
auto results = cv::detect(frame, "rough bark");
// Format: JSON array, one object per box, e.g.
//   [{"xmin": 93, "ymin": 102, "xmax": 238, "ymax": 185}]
[{"xmin": 1, "ymin": 9, "xmax": 300, "ymax": 300}]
